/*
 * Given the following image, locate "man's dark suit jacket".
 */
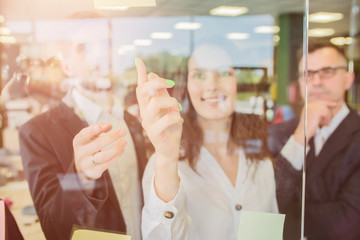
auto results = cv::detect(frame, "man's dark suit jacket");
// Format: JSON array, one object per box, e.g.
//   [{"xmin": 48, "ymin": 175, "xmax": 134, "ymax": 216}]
[
  {"xmin": 1, "ymin": 199, "xmax": 24, "ymax": 240},
  {"xmin": 268, "ymin": 109, "xmax": 360, "ymax": 240},
  {"xmin": 19, "ymin": 102, "xmax": 147, "ymax": 240}
]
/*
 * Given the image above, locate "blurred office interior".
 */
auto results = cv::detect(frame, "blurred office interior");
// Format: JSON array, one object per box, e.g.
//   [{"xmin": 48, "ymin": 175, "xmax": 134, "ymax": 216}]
[{"xmin": 0, "ymin": 0, "xmax": 359, "ymax": 239}]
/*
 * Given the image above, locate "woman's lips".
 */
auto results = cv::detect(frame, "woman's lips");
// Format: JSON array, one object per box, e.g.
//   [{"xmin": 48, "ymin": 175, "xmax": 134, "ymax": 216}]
[{"xmin": 201, "ymin": 95, "xmax": 226, "ymax": 105}]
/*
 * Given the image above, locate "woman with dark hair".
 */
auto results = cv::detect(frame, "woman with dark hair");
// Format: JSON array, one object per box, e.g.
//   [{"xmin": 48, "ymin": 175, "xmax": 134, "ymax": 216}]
[{"xmin": 136, "ymin": 43, "xmax": 278, "ymax": 240}]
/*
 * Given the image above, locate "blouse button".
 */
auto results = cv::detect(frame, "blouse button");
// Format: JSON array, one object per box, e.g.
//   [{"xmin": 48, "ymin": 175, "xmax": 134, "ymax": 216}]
[
  {"xmin": 164, "ymin": 211, "xmax": 174, "ymax": 219},
  {"xmin": 235, "ymin": 204, "xmax": 242, "ymax": 211}
]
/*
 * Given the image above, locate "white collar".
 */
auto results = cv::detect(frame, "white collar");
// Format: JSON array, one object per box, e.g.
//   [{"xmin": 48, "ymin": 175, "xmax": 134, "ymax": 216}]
[
  {"xmin": 62, "ymin": 88, "xmax": 124, "ymax": 125},
  {"xmin": 316, "ymin": 103, "xmax": 349, "ymax": 140}
]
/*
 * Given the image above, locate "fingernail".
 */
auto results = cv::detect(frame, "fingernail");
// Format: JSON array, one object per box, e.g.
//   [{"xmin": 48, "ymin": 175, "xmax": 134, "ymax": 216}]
[
  {"xmin": 118, "ymin": 129, "xmax": 127, "ymax": 136},
  {"xmin": 148, "ymin": 90, "xmax": 155, "ymax": 97},
  {"xmin": 181, "ymin": 117, "xmax": 184, "ymax": 123},
  {"xmin": 165, "ymin": 79, "xmax": 175, "ymax": 87},
  {"xmin": 148, "ymin": 72, "xmax": 154, "ymax": 78},
  {"xmin": 178, "ymin": 103, "xmax": 183, "ymax": 111},
  {"xmin": 92, "ymin": 124, "xmax": 100, "ymax": 132},
  {"xmin": 135, "ymin": 58, "xmax": 138, "ymax": 67}
]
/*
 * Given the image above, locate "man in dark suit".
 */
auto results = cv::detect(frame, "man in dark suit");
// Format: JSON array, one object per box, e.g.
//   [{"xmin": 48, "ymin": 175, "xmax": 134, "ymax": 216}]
[
  {"xmin": 1, "ymin": 199, "xmax": 24, "ymax": 240},
  {"xmin": 269, "ymin": 43, "xmax": 360, "ymax": 240},
  {"xmin": 18, "ymin": 16, "xmax": 147, "ymax": 240}
]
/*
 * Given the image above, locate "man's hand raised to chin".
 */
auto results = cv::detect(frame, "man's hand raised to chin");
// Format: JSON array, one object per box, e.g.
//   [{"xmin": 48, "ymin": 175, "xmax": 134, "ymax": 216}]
[{"xmin": 293, "ymin": 100, "xmax": 339, "ymax": 146}]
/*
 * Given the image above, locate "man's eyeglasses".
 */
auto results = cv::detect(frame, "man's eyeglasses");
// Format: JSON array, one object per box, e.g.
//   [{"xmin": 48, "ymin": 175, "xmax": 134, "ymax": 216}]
[{"xmin": 298, "ymin": 66, "xmax": 347, "ymax": 80}]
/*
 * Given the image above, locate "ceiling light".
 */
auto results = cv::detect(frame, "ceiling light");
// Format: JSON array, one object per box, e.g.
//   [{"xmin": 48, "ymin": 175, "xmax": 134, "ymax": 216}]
[
  {"xmin": 120, "ymin": 45, "xmax": 136, "ymax": 51},
  {"xmin": 0, "ymin": 27, "xmax": 11, "ymax": 35},
  {"xmin": 134, "ymin": 39, "xmax": 152, "ymax": 46},
  {"xmin": 0, "ymin": 36, "xmax": 16, "ymax": 44},
  {"xmin": 118, "ymin": 45, "xmax": 136, "ymax": 54},
  {"xmin": 273, "ymin": 35, "xmax": 280, "ymax": 43},
  {"xmin": 226, "ymin": 32, "xmax": 249, "ymax": 40},
  {"xmin": 150, "ymin": 32, "xmax": 173, "ymax": 39},
  {"xmin": 344, "ymin": 37, "xmax": 353, "ymax": 44},
  {"xmin": 94, "ymin": 0, "xmax": 155, "ymax": 10},
  {"xmin": 174, "ymin": 22, "xmax": 202, "ymax": 30},
  {"xmin": 254, "ymin": 26, "xmax": 280, "ymax": 34},
  {"xmin": 330, "ymin": 37, "xmax": 353, "ymax": 46},
  {"xmin": 309, "ymin": 12, "xmax": 343, "ymax": 23},
  {"xmin": 308, "ymin": 28, "xmax": 335, "ymax": 37},
  {"xmin": 210, "ymin": 6, "xmax": 248, "ymax": 17}
]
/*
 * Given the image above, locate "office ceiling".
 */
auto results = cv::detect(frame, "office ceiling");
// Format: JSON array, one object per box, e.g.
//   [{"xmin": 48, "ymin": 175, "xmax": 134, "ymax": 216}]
[{"xmin": 0, "ymin": 0, "xmax": 357, "ymax": 37}]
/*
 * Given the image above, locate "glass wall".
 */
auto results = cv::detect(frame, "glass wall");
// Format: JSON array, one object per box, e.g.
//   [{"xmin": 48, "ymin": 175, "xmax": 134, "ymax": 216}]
[{"xmin": 0, "ymin": 0, "xmax": 359, "ymax": 239}]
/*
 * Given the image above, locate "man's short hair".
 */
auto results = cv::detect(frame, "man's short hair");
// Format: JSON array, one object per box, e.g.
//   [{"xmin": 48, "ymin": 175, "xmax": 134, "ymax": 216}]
[{"xmin": 296, "ymin": 42, "xmax": 348, "ymax": 65}]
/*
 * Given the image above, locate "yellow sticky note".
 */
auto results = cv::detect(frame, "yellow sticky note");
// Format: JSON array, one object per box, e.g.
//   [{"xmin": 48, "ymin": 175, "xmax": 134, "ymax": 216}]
[
  {"xmin": 71, "ymin": 229, "xmax": 131, "ymax": 240},
  {"xmin": 238, "ymin": 211, "xmax": 285, "ymax": 240}
]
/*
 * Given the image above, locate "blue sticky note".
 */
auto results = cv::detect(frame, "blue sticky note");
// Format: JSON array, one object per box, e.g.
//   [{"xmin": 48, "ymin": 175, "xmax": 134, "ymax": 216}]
[{"xmin": 238, "ymin": 211, "xmax": 285, "ymax": 240}]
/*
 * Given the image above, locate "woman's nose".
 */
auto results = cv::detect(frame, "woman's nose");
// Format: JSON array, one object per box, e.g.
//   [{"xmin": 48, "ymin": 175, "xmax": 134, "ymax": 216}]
[{"xmin": 205, "ymin": 71, "xmax": 219, "ymax": 87}]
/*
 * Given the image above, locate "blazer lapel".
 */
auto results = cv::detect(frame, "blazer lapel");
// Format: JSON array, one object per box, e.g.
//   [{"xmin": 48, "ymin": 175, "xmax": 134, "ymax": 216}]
[
  {"xmin": 124, "ymin": 111, "xmax": 147, "ymax": 181},
  {"xmin": 55, "ymin": 102, "xmax": 88, "ymax": 137},
  {"xmin": 50, "ymin": 102, "xmax": 88, "ymax": 168},
  {"xmin": 305, "ymin": 138, "xmax": 315, "ymax": 173},
  {"xmin": 307, "ymin": 110, "xmax": 360, "ymax": 182}
]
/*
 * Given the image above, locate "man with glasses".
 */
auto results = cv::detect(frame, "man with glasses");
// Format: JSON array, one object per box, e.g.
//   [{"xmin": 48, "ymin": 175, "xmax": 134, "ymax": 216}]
[{"xmin": 269, "ymin": 42, "xmax": 360, "ymax": 240}]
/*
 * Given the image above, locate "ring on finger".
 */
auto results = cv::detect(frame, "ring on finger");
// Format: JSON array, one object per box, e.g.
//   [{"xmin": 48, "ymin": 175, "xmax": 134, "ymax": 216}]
[{"xmin": 91, "ymin": 155, "xmax": 97, "ymax": 166}]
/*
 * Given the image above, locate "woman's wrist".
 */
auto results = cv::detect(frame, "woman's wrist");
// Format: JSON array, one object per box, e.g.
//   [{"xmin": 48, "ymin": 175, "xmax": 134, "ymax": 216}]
[{"xmin": 154, "ymin": 154, "xmax": 180, "ymax": 202}]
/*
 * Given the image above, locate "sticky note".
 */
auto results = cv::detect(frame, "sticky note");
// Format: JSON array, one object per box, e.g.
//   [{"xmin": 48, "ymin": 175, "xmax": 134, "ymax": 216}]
[
  {"xmin": 71, "ymin": 229, "xmax": 131, "ymax": 240},
  {"xmin": 238, "ymin": 211, "xmax": 285, "ymax": 240},
  {"xmin": 1, "ymin": 200, "xmax": 5, "ymax": 240}
]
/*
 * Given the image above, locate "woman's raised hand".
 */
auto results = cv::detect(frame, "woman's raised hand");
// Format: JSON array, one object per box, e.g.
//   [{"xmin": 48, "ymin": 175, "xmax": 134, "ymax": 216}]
[
  {"xmin": 135, "ymin": 58, "xmax": 182, "ymax": 202},
  {"xmin": 135, "ymin": 58, "xmax": 183, "ymax": 161}
]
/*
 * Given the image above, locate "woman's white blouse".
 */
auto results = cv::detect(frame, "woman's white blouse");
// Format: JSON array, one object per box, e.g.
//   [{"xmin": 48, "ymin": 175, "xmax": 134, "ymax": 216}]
[{"xmin": 142, "ymin": 147, "xmax": 278, "ymax": 240}]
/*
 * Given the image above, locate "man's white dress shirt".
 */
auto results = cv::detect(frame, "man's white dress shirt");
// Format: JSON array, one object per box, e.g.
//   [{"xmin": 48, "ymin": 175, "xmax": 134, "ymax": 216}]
[{"xmin": 281, "ymin": 103, "xmax": 350, "ymax": 170}]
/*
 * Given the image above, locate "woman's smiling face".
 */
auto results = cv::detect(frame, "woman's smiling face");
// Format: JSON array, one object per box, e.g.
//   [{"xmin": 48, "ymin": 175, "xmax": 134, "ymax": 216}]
[{"xmin": 187, "ymin": 45, "xmax": 237, "ymax": 121}]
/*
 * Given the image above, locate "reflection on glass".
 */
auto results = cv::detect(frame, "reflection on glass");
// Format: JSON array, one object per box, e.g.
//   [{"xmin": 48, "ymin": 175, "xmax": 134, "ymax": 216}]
[
  {"xmin": 138, "ymin": 40, "xmax": 277, "ymax": 239},
  {"xmin": 8, "ymin": 0, "xmax": 358, "ymax": 239}
]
